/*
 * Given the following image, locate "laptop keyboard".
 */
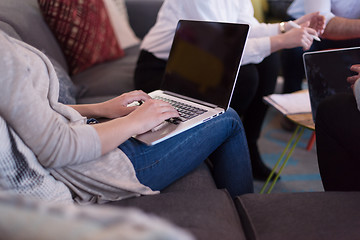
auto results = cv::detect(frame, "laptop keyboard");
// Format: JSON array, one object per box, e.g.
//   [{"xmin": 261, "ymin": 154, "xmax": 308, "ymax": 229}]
[{"xmin": 154, "ymin": 96, "xmax": 207, "ymax": 122}]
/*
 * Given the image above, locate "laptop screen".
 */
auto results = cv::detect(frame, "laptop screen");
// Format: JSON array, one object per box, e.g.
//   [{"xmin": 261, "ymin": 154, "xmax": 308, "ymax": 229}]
[
  {"xmin": 161, "ymin": 20, "xmax": 249, "ymax": 109},
  {"xmin": 303, "ymin": 47, "xmax": 360, "ymax": 122}
]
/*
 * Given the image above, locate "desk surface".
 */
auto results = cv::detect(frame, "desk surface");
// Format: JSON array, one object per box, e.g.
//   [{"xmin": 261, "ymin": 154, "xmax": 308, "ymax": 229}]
[{"xmin": 286, "ymin": 113, "xmax": 315, "ymax": 130}]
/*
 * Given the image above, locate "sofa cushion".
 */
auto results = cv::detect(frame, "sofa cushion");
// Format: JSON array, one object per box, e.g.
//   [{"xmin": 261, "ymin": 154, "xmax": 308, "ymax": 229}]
[
  {"xmin": 38, "ymin": 0, "xmax": 124, "ymax": 75},
  {"xmin": 0, "ymin": 0, "xmax": 68, "ymax": 71},
  {"xmin": 236, "ymin": 192, "xmax": 360, "ymax": 240},
  {"xmin": 72, "ymin": 45, "xmax": 139, "ymax": 100},
  {"xmin": 107, "ymin": 189, "xmax": 247, "ymax": 240},
  {"xmin": 162, "ymin": 162, "xmax": 217, "ymax": 193}
]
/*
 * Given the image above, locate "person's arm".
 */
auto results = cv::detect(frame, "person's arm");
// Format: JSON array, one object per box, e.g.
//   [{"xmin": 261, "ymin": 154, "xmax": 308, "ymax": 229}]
[
  {"xmin": 69, "ymin": 90, "xmax": 151, "ymax": 119},
  {"xmin": 70, "ymin": 90, "xmax": 180, "ymax": 154},
  {"xmin": 92, "ymin": 99, "xmax": 179, "ymax": 155},
  {"xmin": 271, "ymin": 11, "xmax": 325, "ymax": 52},
  {"xmin": 0, "ymin": 38, "xmax": 102, "ymax": 168},
  {"xmin": 71, "ymin": 90, "xmax": 180, "ymax": 155},
  {"xmin": 0, "ymin": 33, "xmax": 179, "ymax": 167},
  {"xmin": 322, "ymin": 17, "xmax": 360, "ymax": 40},
  {"xmin": 242, "ymin": 12, "xmax": 324, "ymax": 65},
  {"xmin": 302, "ymin": 0, "xmax": 360, "ymax": 40},
  {"xmin": 242, "ymin": 26, "xmax": 316, "ymax": 65},
  {"xmin": 270, "ymin": 24, "xmax": 317, "ymax": 52}
]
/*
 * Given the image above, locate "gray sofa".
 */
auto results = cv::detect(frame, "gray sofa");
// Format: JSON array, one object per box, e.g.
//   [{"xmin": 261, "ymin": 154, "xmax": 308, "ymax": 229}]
[
  {"xmin": 0, "ymin": 0, "xmax": 245, "ymax": 239},
  {"xmin": 1, "ymin": 0, "xmax": 360, "ymax": 239}
]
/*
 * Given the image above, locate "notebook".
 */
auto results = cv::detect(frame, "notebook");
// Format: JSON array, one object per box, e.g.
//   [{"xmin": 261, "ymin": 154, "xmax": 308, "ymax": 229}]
[
  {"xmin": 134, "ymin": 20, "xmax": 250, "ymax": 145},
  {"xmin": 303, "ymin": 46, "xmax": 360, "ymax": 122}
]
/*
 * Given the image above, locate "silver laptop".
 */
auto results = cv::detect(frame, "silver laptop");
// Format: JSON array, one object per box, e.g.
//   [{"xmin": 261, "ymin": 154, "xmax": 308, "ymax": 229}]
[
  {"xmin": 303, "ymin": 46, "xmax": 360, "ymax": 122},
  {"xmin": 134, "ymin": 20, "xmax": 250, "ymax": 145}
]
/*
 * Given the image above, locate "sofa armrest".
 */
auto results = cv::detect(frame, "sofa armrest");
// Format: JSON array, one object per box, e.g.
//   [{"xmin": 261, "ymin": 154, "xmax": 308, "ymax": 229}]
[{"xmin": 125, "ymin": 0, "xmax": 163, "ymax": 39}]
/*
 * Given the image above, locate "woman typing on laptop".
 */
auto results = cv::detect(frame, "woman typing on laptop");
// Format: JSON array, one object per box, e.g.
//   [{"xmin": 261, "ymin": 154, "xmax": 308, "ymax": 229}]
[
  {"xmin": 0, "ymin": 30, "xmax": 253, "ymax": 204},
  {"xmin": 134, "ymin": 0, "xmax": 325, "ymax": 181}
]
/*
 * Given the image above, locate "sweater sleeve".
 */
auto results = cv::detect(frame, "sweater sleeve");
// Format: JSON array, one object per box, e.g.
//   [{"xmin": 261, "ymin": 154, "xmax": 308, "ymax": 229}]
[{"xmin": 0, "ymin": 32, "xmax": 102, "ymax": 168}]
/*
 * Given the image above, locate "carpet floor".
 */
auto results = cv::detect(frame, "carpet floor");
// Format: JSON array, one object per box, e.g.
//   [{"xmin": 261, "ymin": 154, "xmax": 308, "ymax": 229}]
[{"xmin": 254, "ymin": 105, "xmax": 324, "ymax": 193}]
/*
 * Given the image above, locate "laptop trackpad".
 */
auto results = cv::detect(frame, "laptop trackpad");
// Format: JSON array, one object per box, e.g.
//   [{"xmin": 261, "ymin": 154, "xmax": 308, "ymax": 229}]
[{"xmin": 136, "ymin": 122, "xmax": 180, "ymax": 144}]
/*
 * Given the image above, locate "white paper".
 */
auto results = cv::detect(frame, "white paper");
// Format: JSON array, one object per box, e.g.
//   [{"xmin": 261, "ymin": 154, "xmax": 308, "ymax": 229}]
[{"xmin": 264, "ymin": 90, "xmax": 312, "ymax": 115}]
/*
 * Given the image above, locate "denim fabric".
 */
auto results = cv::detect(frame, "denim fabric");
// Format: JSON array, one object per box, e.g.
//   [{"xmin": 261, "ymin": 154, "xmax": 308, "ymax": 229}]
[
  {"xmin": 86, "ymin": 118, "xmax": 99, "ymax": 124},
  {"xmin": 119, "ymin": 108, "xmax": 253, "ymax": 198}
]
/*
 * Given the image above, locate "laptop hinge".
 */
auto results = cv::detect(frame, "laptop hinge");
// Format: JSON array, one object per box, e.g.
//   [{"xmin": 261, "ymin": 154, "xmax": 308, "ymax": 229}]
[{"xmin": 163, "ymin": 91, "xmax": 218, "ymax": 109}]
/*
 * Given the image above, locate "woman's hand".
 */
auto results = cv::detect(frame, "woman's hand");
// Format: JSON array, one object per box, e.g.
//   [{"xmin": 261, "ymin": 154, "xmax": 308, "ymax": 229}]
[
  {"xmin": 92, "ymin": 98, "xmax": 179, "ymax": 155},
  {"xmin": 347, "ymin": 64, "xmax": 360, "ymax": 94},
  {"xmin": 283, "ymin": 23, "xmax": 317, "ymax": 50},
  {"xmin": 98, "ymin": 90, "xmax": 151, "ymax": 119},
  {"xmin": 125, "ymin": 99, "xmax": 180, "ymax": 135},
  {"xmin": 294, "ymin": 12, "xmax": 326, "ymax": 35},
  {"xmin": 272, "ymin": 22, "xmax": 317, "ymax": 51}
]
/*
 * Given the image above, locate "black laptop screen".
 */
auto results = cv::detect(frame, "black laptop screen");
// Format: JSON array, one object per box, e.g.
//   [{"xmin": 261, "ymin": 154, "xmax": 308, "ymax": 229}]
[
  {"xmin": 161, "ymin": 20, "xmax": 249, "ymax": 109},
  {"xmin": 304, "ymin": 47, "xmax": 360, "ymax": 122}
]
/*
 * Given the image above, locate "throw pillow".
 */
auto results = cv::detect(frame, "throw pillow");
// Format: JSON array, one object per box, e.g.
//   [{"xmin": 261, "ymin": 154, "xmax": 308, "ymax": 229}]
[
  {"xmin": 103, "ymin": 0, "xmax": 140, "ymax": 49},
  {"xmin": 38, "ymin": 0, "xmax": 125, "ymax": 75}
]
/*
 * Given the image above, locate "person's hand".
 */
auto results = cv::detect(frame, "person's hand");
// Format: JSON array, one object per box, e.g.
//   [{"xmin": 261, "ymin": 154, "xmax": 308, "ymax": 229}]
[
  {"xmin": 347, "ymin": 64, "xmax": 360, "ymax": 95},
  {"xmin": 99, "ymin": 90, "xmax": 151, "ymax": 119},
  {"xmin": 92, "ymin": 98, "xmax": 179, "ymax": 154},
  {"xmin": 294, "ymin": 12, "xmax": 325, "ymax": 35},
  {"xmin": 282, "ymin": 22, "xmax": 317, "ymax": 50},
  {"xmin": 125, "ymin": 99, "xmax": 180, "ymax": 135}
]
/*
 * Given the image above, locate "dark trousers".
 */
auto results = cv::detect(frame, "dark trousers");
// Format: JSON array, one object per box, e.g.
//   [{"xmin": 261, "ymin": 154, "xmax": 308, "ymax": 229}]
[
  {"xmin": 134, "ymin": 50, "xmax": 167, "ymax": 93},
  {"xmin": 134, "ymin": 50, "xmax": 280, "ymax": 169},
  {"xmin": 316, "ymin": 93, "xmax": 360, "ymax": 191}
]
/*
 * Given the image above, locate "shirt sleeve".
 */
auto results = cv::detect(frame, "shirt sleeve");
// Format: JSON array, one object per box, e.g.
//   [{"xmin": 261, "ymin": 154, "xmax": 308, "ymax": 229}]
[
  {"xmin": 0, "ymin": 33, "xmax": 102, "ymax": 168},
  {"xmin": 248, "ymin": 23, "xmax": 279, "ymax": 38},
  {"xmin": 304, "ymin": 0, "xmax": 335, "ymax": 25},
  {"xmin": 240, "ymin": 23, "xmax": 278, "ymax": 65},
  {"xmin": 241, "ymin": 37, "xmax": 271, "ymax": 65}
]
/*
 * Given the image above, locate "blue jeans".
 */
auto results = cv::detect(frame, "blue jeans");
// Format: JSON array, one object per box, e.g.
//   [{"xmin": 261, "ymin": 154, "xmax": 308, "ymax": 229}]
[{"xmin": 119, "ymin": 108, "xmax": 253, "ymax": 198}]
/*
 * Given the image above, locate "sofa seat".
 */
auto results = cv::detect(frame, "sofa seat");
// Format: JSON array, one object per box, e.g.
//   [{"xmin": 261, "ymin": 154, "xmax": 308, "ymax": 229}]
[
  {"xmin": 236, "ymin": 192, "xmax": 360, "ymax": 240},
  {"xmin": 107, "ymin": 162, "xmax": 248, "ymax": 240},
  {"xmin": 108, "ymin": 189, "xmax": 247, "ymax": 240}
]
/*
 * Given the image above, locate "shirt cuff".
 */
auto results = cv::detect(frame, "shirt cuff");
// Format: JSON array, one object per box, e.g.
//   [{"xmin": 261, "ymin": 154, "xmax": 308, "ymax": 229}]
[
  {"xmin": 323, "ymin": 12, "xmax": 336, "ymax": 26},
  {"xmin": 242, "ymin": 37, "xmax": 271, "ymax": 65}
]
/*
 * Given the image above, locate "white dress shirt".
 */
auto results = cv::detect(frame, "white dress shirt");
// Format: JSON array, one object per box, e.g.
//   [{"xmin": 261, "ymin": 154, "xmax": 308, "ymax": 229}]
[
  {"xmin": 288, "ymin": 0, "xmax": 360, "ymax": 25},
  {"xmin": 140, "ymin": 0, "xmax": 280, "ymax": 65}
]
